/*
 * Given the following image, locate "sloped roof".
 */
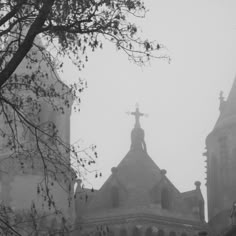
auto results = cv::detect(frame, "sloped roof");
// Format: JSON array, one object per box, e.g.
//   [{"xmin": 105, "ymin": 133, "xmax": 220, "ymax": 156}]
[
  {"xmin": 81, "ymin": 147, "xmax": 203, "ymax": 224},
  {"xmin": 77, "ymin": 111, "xmax": 204, "ymax": 224},
  {"xmin": 84, "ymin": 125, "xmax": 180, "ymax": 213},
  {"xmin": 181, "ymin": 180, "xmax": 204, "ymax": 201},
  {"xmin": 181, "ymin": 190, "xmax": 198, "ymax": 199}
]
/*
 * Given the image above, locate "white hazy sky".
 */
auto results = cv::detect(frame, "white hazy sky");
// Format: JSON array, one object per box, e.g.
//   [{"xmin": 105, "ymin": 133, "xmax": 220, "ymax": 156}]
[{"xmin": 61, "ymin": 0, "xmax": 236, "ymax": 210}]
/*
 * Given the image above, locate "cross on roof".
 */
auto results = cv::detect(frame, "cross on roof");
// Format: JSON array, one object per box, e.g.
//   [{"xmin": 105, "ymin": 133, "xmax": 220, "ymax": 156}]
[{"xmin": 129, "ymin": 104, "xmax": 146, "ymax": 128}]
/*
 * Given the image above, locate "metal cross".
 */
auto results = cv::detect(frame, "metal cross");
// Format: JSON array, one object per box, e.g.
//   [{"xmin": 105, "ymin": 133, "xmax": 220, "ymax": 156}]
[{"xmin": 127, "ymin": 104, "xmax": 147, "ymax": 128}]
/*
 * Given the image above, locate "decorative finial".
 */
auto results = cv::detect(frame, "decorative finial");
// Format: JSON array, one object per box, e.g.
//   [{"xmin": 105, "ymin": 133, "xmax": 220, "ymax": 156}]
[
  {"xmin": 219, "ymin": 91, "xmax": 224, "ymax": 101},
  {"xmin": 219, "ymin": 90, "xmax": 226, "ymax": 112},
  {"xmin": 195, "ymin": 181, "xmax": 201, "ymax": 189},
  {"xmin": 161, "ymin": 169, "xmax": 167, "ymax": 175},
  {"xmin": 111, "ymin": 167, "xmax": 118, "ymax": 174}
]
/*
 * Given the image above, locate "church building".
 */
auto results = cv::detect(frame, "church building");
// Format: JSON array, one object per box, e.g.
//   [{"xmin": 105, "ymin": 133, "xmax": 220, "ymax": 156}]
[
  {"xmin": 75, "ymin": 107, "xmax": 206, "ymax": 236},
  {"xmin": 205, "ymin": 78, "xmax": 236, "ymax": 236},
  {"xmin": 0, "ymin": 35, "xmax": 76, "ymax": 233},
  {"xmin": 2, "ymin": 28, "xmax": 236, "ymax": 234}
]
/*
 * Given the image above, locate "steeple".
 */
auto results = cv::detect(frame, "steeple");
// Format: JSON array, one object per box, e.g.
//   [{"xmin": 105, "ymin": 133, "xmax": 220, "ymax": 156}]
[
  {"xmin": 215, "ymin": 77, "xmax": 236, "ymax": 129},
  {"xmin": 205, "ymin": 76, "xmax": 236, "ymax": 227},
  {"xmin": 223, "ymin": 76, "xmax": 236, "ymax": 116},
  {"xmin": 128, "ymin": 105, "xmax": 147, "ymax": 152}
]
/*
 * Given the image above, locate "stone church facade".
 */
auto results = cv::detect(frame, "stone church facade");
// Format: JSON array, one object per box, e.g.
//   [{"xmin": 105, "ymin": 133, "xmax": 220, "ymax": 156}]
[
  {"xmin": 0, "ymin": 36, "xmax": 75, "ymax": 232},
  {"xmin": 1, "ymin": 31, "xmax": 236, "ymax": 234},
  {"xmin": 74, "ymin": 107, "xmax": 207, "ymax": 236},
  {"xmin": 75, "ymin": 77, "xmax": 236, "ymax": 236}
]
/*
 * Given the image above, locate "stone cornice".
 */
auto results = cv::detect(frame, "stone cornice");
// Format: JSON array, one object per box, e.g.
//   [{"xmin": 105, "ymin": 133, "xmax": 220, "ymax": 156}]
[{"xmin": 78, "ymin": 212, "xmax": 206, "ymax": 230}]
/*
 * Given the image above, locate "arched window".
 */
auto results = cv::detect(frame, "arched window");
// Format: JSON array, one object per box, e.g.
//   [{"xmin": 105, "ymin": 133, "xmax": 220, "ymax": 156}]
[
  {"xmin": 111, "ymin": 186, "xmax": 119, "ymax": 207},
  {"xmin": 145, "ymin": 227, "xmax": 153, "ymax": 236},
  {"xmin": 161, "ymin": 188, "xmax": 171, "ymax": 209},
  {"xmin": 158, "ymin": 229, "xmax": 165, "ymax": 236},
  {"xmin": 132, "ymin": 227, "xmax": 141, "ymax": 236},
  {"xmin": 169, "ymin": 231, "xmax": 176, "ymax": 236},
  {"xmin": 120, "ymin": 228, "xmax": 128, "ymax": 236}
]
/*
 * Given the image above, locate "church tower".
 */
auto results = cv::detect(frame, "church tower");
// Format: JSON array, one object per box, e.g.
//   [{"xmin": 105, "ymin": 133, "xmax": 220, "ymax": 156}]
[
  {"xmin": 75, "ymin": 106, "xmax": 206, "ymax": 236},
  {"xmin": 0, "ymin": 34, "xmax": 76, "ymax": 231},
  {"xmin": 205, "ymin": 78, "xmax": 236, "ymax": 233}
]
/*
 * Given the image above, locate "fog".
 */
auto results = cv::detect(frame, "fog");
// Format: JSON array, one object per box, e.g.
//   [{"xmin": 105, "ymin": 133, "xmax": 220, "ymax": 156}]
[{"xmin": 60, "ymin": 0, "xmax": 236, "ymax": 219}]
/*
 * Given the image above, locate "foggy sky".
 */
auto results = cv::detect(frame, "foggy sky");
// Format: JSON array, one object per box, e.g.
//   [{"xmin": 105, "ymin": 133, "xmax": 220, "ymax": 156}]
[{"xmin": 61, "ymin": 0, "xmax": 236, "ymax": 215}]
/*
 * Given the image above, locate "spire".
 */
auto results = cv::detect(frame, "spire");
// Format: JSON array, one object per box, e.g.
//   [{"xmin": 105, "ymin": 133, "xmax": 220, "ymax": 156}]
[
  {"xmin": 215, "ymin": 77, "xmax": 236, "ymax": 129},
  {"xmin": 128, "ymin": 104, "xmax": 147, "ymax": 152},
  {"xmin": 225, "ymin": 76, "xmax": 236, "ymax": 114}
]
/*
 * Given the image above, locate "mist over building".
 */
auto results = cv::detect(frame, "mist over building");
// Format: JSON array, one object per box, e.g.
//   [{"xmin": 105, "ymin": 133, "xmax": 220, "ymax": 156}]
[{"xmin": 0, "ymin": 2, "xmax": 236, "ymax": 235}]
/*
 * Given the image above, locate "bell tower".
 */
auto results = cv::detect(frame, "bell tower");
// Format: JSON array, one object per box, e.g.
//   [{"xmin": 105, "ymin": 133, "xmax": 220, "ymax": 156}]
[{"xmin": 205, "ymin": 78, "xmax": 236, "ymax": 232}]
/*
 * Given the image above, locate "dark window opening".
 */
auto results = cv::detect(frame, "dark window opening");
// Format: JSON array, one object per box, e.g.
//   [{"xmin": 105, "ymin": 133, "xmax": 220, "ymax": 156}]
[
  {"xmin": 111, "ymin": 186, "xmax": 119, "ymax": 208},
  {"xmin": 152, "ymin": 185, "xmax": 159, "ymax": 204},
  {"xmin": 161, "ymin": 188, "xmax": 171, "ymax": 209}
]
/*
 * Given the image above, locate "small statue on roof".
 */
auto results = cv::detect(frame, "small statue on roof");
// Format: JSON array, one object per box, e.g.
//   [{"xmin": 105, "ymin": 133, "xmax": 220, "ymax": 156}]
[{"xmin": 219, "ymin": 90, "xmax": 226, "ymax": 112}]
